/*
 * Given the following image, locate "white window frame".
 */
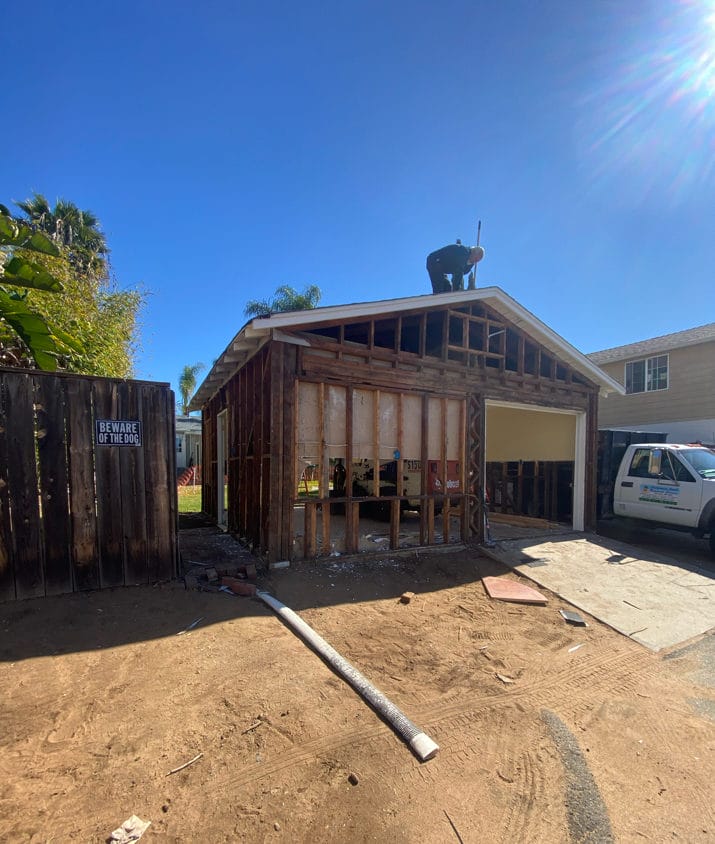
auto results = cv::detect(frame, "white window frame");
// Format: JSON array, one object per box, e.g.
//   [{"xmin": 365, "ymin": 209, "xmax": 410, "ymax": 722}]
[{"xmin": 625, "ymin": 354, "xmax": 669, "ymax": 395}]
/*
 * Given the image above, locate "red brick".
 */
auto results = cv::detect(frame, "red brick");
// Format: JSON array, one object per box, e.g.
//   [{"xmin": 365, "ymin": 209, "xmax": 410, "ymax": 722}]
[{"xmin": 230, "ymin": 581, "xmax": 256, "ymax": 597}]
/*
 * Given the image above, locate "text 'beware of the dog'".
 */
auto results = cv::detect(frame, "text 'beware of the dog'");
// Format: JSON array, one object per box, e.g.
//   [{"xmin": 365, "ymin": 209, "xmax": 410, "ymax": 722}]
[{"xmin": 95, "ymin": 419, "xmax": 143, "ymax": 447}]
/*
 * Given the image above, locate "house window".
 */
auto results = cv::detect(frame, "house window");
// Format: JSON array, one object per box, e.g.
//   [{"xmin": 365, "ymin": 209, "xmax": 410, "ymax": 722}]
[
  {"xmin": 625, "ymin": 355, "xmax": 668, "ymax": 394},
  {"xmin": 176, "ymin": 437, "xmax": 182, "ymax": 452}
]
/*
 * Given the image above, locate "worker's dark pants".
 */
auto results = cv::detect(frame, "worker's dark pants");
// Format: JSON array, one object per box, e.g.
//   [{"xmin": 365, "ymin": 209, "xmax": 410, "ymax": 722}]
[{"xmin": 427, "ymin": 260, "xmax": 464, "ymax": 294}]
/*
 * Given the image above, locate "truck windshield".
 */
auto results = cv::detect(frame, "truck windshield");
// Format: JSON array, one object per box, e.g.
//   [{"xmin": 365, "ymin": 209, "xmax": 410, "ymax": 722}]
[{"xmin": 680, "ymin": 448, "xmax": 715, "ymax": 479}]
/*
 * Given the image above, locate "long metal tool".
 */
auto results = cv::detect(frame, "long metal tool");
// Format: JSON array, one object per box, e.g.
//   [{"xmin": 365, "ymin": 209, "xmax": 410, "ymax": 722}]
[
  {"xmin": 256, "ymin": 590, "xmax": 439, "ymax": 762},
  {"xmin": 468, "ymin": 219, "xmax": 482, "ymax": 290}
]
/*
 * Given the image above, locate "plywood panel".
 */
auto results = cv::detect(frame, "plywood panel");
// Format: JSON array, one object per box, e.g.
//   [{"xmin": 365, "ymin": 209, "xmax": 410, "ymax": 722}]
[
  {"xmin": 297, "ymin": 381, "xmax": 321, "ymax": 462},
  {"xmin": 446, "ymin": 399, "xmax": 463, "ymax": 460},
  {"xmin": 402, "ymin": 394, "xmax": 422, "ymax": 458},
  {"xmin": 378, "ymin": 392, "xmax": 399, "ymax": 460},
  {"xmin": 352, "ymin": 389, "xmax": 374, "ymax": 459},
  {"xmin": 325, "ymin": 385, "xmax": 347, "ymax": 456},
  {"xmin": 428, "ymin": 397, "xmax": 442, "ymax": 457}
]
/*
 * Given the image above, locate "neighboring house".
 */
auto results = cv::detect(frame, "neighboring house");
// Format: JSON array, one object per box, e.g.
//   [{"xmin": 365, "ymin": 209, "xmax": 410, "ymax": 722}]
[
  {"xmin": 175, "ymin": 414, "xmax": 202, "ymax": 471},
  {"xmin": 189, "ymin": 287, "xmax": 622, "ymax": 562},
  {"xmin": 588, "ymin": 322, "xmax": 715, "ymax": 444}
]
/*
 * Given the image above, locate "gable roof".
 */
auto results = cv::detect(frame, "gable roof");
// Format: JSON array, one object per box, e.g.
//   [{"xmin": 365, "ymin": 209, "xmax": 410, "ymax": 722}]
[
  {"xmin": 588, "ymin": 322, "xmax": 715, "ymax": 365},
  {"xmin": 189, "ymin": 287, "xmax": 624, "ymax": 410}
]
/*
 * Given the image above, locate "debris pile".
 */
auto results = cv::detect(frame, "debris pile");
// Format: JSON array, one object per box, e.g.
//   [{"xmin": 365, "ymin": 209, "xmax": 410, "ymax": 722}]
[
  {"xmin": 183, "ymin": 559, "xmax": 260, "ymax": 596},
  {"xmin": 180, "ymin": 524, "xmax": 263, "ymax": 595}
]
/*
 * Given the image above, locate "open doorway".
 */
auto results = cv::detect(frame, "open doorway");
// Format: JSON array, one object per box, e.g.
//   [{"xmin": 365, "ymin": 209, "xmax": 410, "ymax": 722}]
[
  {"xmin": 484, "ymin": 401, "xmax": 586, "ymax": 531},
  {"xmin": 216, "ymin": 409, "xmax": 228, "ymax": 530}
]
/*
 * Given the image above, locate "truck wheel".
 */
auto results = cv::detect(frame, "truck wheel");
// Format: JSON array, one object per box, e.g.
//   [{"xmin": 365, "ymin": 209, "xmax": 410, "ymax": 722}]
[{"xmin": 710, "ymin": 526, "xmax": 715, "ymax": 557}]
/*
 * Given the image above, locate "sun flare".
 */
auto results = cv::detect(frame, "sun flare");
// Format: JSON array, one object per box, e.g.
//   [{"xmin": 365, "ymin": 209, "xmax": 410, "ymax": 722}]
[{"xmin": 579, "ymin": 0, "xmax": 715, "ymax": 202}]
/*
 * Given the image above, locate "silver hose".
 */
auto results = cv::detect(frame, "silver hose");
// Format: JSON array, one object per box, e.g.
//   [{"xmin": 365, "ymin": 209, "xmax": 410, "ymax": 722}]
[{"xmin": 256, "ymin": 590, "xmax": 439, "ymax": 762}]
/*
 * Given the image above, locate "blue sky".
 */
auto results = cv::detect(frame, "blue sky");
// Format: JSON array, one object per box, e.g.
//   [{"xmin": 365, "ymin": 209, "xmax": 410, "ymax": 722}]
[{"xmin": 4, "ymin": 1, "xmax": 714, "ymax": 402}]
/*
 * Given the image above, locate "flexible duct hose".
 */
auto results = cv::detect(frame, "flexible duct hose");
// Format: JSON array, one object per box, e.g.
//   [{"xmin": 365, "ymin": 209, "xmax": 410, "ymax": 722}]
[{"xmin": 256, "ymin": 590, "xmax": 439, "ymax": 762}]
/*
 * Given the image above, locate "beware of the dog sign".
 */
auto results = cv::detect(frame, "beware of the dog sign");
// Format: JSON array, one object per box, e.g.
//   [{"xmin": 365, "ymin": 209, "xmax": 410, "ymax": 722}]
[{"xmin": 95, "ymin": 419, "xmax": 143, "ymax": 447}]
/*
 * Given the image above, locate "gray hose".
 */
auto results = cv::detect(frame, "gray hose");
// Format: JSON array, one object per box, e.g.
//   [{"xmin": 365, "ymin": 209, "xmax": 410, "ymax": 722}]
[{"xmin": 256, "ymin": 590, "xmax": 439, "ymax": 762}]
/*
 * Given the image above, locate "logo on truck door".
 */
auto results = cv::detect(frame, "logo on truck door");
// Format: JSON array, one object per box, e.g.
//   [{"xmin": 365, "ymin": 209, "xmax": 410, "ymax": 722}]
[{"xmin": 638, "ymin": 483, "xmax": 680, "ymax": 505}]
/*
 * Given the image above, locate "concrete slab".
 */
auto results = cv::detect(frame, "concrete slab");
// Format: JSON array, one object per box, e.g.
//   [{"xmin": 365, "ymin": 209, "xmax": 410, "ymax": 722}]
[{"xmin": 480, "ymin": 530, "xmax": 715, "ymax": 652}]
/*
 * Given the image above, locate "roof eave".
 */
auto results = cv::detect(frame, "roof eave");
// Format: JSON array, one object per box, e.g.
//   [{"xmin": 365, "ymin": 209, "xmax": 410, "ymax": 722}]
[{"xmin": 189, "ymin": 287, "xmax": 625, "ymax": 409}]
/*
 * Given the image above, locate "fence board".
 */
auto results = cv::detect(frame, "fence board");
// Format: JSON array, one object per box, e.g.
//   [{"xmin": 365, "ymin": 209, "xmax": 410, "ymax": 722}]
[
  {"xmin": 66, "ymin": 378, "xmax": 99, "ymax": 591},
  {"xmin": 0, "ymin": 375, "xmax": 16, "ymax": 601},
  {"xmin": 94, "ymin": 380, "xmax": 124, "ymax": 587},
  {"xmin": 165, "ymin": 385, "xmax": 178, "ymax": 577},
  {"xmin": 6, "ymin": 374, "xmax": 44, "ymax": 599},
  {"xmin": 119, "ymin": 382, "xmax": 148, "ymax": 584},
  {"xmin": 144, "ymin": 385, "xmax": 174, "ymax": 582},
  {"xmin": 36, "ymin": 376, "xmax": 72, "ymax": 595},
  {"xmin": 0, "ymin": 369, "xmax": 176, "ymax": 602}
]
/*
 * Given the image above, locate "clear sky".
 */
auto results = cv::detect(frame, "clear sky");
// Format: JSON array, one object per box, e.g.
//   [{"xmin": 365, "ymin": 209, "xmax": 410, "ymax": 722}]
[{"xmin": 4, "ymin": 1, "xmax": 714, "ymax": 402}]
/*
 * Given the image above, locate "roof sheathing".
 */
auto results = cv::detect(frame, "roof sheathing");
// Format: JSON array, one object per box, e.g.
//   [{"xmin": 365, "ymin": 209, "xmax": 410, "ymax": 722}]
[{"xmin": 189, "ymin": 287, "xmax": 623, "ymax": 410}]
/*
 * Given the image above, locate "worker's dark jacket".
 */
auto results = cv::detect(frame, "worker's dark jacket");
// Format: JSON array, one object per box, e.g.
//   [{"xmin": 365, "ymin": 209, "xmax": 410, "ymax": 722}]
[{"xmin": 426, "ymin": 244, "xmax": 472, "ymax": 276}]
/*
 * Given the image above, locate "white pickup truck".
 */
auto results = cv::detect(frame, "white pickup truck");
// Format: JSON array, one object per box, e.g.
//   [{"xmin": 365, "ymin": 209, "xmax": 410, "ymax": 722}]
[{"xmin": 613, "ymin": 443, "xmax": 715, "ymax": 556}]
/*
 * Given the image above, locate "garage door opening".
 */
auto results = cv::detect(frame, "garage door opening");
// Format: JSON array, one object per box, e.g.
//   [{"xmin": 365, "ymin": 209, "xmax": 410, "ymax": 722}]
[{"xmin": 485, "ymin": 402, "xmax": 586, "ymax": 532}]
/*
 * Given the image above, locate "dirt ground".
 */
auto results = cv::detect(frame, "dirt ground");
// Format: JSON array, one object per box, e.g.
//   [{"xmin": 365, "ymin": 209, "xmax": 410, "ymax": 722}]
[{"xmin": 1, "ymin": 531, "xmax": 714, "ymax": 842}]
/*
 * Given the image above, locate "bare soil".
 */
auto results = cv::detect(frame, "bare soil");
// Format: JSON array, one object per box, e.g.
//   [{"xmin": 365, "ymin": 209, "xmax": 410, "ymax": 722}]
[{"xmin": 1, "ymin": 532, "xmax": 714, "ymax": 843}]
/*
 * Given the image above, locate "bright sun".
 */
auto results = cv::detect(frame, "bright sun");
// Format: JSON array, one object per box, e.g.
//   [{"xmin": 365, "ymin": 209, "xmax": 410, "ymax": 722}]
[{"xmin": 579, "ymin": 0, "xmax": 715, "ymax": 202}]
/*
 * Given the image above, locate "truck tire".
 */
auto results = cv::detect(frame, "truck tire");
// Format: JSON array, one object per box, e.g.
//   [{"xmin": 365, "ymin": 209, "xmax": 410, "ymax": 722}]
[{"xmin": 710, "ymin": 524, "xmax": 715, "ymax": 557}]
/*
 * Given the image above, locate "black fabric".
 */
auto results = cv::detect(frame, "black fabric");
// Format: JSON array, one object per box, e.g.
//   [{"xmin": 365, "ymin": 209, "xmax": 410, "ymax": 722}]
[{"xmin": 426, "ymin": 244, "xmax": 472, "ymax": 293}]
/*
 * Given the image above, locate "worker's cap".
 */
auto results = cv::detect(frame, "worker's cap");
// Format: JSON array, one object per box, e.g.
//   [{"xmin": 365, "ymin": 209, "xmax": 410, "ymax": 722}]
[{"xmin": 469, "ymin": 246, "xmax": 485, "ymax": 263}]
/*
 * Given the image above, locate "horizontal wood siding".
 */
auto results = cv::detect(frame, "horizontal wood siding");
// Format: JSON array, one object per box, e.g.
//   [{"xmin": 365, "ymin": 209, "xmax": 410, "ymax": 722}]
[{"xmin": 597, "ymin": 340, "xmax": 715, "ymax": 428}]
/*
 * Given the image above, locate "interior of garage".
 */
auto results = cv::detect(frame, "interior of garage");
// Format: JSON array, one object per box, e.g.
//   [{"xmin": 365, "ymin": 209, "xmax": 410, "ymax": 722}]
[
  {"xmin": 485, "ymin": 403, "xmax": 579, "ymax": 525},
  {"xmin": 293, "ymin": 396, "xmax": 584, "ymax": 557}
]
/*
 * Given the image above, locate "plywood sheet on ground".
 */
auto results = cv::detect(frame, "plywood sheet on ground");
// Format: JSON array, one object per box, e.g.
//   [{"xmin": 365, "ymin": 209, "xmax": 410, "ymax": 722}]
[{"xmin": 481, "ymin": 532, "xmax": 715, "ymax": 651}]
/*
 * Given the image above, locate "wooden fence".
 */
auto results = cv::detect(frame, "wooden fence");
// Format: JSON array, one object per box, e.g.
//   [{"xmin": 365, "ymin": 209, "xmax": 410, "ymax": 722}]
[{"xmin": 0, "ymin": 368, "xmax": 178, "ymax": 602}]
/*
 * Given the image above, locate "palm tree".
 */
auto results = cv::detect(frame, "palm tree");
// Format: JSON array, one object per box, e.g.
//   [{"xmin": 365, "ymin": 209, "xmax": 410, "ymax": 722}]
[
  {"xmin": 15, "ymin": 193, "xmax": 109, "ymax": 278},
  {"xmin": 244, "ymin": 284, "xmax": 321, "ymax": 318},
  {"xmin": 178, "ymin": 362, "xmax": 205, "ymax": 415}
]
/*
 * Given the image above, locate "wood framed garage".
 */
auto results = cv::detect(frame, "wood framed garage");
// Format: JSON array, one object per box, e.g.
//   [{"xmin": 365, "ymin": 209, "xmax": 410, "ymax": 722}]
[{"xmin": 190, "ymin": 287, "xmax": 622, "ymax": 562}]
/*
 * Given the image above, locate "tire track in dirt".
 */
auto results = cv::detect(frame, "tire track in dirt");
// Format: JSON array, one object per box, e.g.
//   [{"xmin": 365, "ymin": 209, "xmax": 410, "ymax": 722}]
[
  {"xmin": 414, "ymin": 645, "xmax": 653, "ymax": 726},
  {"xmin": 214, "ymin": 646, "xmax": 654, "ymax": 793},
  {"xmin": 496, "ymin": 749, "xmax": 554, "ymax": 844},
  {"xmin": 576, "ymin": 693, "xmax": 715, "ymax": 824}
]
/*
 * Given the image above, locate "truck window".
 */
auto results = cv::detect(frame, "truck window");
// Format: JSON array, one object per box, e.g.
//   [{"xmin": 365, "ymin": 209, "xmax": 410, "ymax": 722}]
[
  {"xmin": 667, "ymin": 454, "xmax": 696, "ymax": 483},
  {"xmin": 680, "ymin": 448, "xmax": 715, "ymax": 479},
  {"xmin": 628, "ymin": 449, "xmax": 652, "ymax": 478},
  {"xmin": 630, "ymin": 449, "xmax": 697, "ymax": 482}
]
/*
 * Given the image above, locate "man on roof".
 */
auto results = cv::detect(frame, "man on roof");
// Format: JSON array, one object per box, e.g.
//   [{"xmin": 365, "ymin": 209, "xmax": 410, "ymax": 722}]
[{"xmin": 426, "ymin": 241, "xmax": 485, "ymax": 294}]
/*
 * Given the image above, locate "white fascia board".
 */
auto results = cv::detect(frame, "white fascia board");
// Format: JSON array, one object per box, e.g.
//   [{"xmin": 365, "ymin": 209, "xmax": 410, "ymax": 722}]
[
  {"xmin": 190, "ymin": 287, "xmax": 624, "ymax": 409},
  {"xmin": 482, "ymin": 290, "xmax": 625, "ymax": 396}
]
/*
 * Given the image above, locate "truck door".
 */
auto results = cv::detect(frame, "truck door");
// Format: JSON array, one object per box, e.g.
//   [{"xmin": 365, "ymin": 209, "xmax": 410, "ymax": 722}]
[{"xmin": 616, "ymin": 447, "xmax": 701, "ymax": 526}]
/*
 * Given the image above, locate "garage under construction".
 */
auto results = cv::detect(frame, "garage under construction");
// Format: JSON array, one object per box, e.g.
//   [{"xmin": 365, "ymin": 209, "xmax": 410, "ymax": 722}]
[{"xmin": 190, "ymin": 287, "xmax": 622, "ymax": 562}]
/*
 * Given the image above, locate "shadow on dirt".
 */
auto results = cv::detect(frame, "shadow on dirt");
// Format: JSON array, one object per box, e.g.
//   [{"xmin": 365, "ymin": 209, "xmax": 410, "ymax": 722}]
[{"xmin": 0, "ymin": 525, "xmax": 504, "ymax": 662}]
